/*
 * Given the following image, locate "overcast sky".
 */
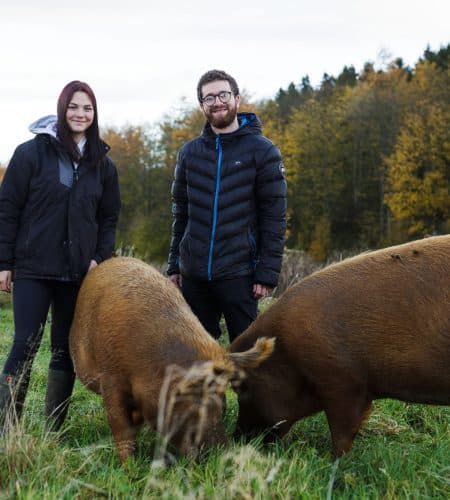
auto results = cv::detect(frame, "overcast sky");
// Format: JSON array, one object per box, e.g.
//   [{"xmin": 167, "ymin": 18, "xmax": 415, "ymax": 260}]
[{"xmin": 0, "ymin": 0, "xmax": 449, "ymax": 163}]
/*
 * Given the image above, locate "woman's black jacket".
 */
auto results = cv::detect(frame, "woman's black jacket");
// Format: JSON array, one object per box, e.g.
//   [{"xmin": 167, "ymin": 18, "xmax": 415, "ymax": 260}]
[
  {"xmin": 167, "ymin": 113, "xmax": 287, "ymax": 287},
  {"xmin": 0, "ymin": 134, "xmax": 121, "ymax": 281}
]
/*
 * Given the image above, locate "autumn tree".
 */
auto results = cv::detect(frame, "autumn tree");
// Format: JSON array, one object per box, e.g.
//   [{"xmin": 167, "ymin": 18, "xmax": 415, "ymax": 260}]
[
  {"xmin": 102, "ymin": 126, "xmax": 165, "ymax": 258},
  {"xmin": 385, "ymin": 58, "xmax": 450, "ymax": 237},
  {"xmin": 340, "ymin": 63, "xmax": 410, "ymax": 247},
  {"xmin": 262, "ymin": 57, "xmax": 414, "ymax": 259},
  {"xmin": 283, "ymin": 89, "xmax": 350, "ymax": 260}
]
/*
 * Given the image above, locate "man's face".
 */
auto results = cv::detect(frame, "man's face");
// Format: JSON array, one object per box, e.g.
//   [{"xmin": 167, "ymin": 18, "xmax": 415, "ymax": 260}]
[{"xmin": 200, "ymin": 80, "xmax": 240, "ymax": 130}]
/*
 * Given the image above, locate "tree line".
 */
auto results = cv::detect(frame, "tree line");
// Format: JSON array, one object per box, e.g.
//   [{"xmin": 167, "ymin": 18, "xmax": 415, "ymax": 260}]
[{"xmin": 1, "ymin": 45, "xmax": 449, "ymax": 264}]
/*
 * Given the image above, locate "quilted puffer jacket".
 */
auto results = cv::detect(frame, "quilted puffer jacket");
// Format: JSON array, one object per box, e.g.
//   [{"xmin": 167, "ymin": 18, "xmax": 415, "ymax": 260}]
[{"xmin": 168, "ymin": 112, "xmax": 287, "ymax": 287}]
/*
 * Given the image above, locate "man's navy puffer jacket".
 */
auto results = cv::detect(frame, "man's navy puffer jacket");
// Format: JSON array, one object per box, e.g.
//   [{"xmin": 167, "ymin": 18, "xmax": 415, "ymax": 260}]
[{"xmin": 168, "ymin": 113, "xmax": 287, "ymax": 287}]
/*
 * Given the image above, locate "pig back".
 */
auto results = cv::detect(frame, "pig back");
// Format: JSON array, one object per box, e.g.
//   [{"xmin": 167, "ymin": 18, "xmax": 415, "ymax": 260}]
[
  {"xmin": 69, "ymin": 257, "xmax": 225, "ymax": 391},
  {"xmin": 249, "ymin": 235, "xmax": 450, "ymax": 401}
]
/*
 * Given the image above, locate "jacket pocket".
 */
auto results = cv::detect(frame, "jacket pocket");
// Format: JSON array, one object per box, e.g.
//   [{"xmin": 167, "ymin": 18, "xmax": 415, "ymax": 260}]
[
  {"xmin": 78, "ymin": 222, "xmax": 98, "ymax": 274},
  {"xmin": 179, "ymin": 232, "xmax": 191, "ymax": 260},
  {"xmin": 15, "ymin": 220, "xmax": 34, "ymax": 259}
]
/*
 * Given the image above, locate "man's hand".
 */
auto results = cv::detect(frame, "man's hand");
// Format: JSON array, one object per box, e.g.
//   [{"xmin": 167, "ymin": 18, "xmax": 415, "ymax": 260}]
[
  {"xmin": 0, "ymin": 270, "xmax": 12, "ymax": 293},
  {"xmin": 253, "ymin": 283, "xmax": 273, "ymax": 300},
  {"xmin": 169, "ymin": 274, "xmax": 182, "ymax": 289}
]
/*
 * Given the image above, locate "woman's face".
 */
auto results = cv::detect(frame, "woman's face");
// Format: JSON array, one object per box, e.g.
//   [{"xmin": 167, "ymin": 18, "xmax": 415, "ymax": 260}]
[{"xmin": 65, "ymin": 91, "xmax": 94, "ymax": 139}]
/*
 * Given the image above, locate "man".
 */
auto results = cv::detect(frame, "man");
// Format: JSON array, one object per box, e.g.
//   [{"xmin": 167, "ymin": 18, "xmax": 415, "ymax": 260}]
[{"xmin": 167, "ymin": 69, "xmax": 287, "ymax": 342}]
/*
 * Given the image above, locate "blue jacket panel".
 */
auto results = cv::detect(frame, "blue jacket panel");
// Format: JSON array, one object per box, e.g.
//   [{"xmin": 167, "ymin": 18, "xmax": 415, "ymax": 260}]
[
  {"xmin": 168, "ymin": 113, "xmax": 287, "ymax": 287},
  {"xmin": 0, "ymin": 135, "xmax": 121, "ymax": 281}
]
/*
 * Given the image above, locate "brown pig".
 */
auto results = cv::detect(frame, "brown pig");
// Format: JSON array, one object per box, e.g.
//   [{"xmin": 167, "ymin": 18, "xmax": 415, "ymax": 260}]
[
  {"xmin": 230, "ymin": 235, "xmax": 450, "ymax": 457},
  {"xmin": 69, "ymin": 257, "xmax": 274, "ymax": 463}
]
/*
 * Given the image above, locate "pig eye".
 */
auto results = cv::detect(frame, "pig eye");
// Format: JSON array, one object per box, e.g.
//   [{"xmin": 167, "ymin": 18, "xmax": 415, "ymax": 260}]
[
  {"xmin": 213, "ymin": 366, "xmax": 226, "ymax": 377},
  {"xmin": 236, "ymin": 380, "xmax": 249, "ymax": 395}
]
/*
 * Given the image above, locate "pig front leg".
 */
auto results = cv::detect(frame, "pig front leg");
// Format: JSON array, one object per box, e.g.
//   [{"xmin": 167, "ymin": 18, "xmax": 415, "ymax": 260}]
[
  {"xmin": 102, "ymin": 382, "xmax": 139, "ymax": 463},
  {"xmin": 324, "ymin": 392, "xmax": 373, "ymax": 457}
]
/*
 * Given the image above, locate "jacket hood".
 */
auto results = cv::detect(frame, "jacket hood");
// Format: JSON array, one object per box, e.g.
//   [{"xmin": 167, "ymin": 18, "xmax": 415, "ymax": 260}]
[
  {"xmin": 201, "ymin": 112, "xmax": 262, "ymax": 141},
  {"xmin": 29, "ymin": 115, "xmax": 58, "ymax": 139}
]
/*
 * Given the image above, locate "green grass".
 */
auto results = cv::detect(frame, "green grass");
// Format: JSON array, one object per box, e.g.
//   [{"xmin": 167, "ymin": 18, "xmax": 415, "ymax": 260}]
[{"xmin": 0, "ymin": 303, "xmax": 449, "ymax": 499}]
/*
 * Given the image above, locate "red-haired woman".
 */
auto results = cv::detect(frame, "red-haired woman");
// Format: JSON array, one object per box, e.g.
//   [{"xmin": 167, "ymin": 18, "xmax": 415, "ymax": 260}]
[{"xmin": 0, "ymin": 81, "xmax": 121, "ymax": 432}]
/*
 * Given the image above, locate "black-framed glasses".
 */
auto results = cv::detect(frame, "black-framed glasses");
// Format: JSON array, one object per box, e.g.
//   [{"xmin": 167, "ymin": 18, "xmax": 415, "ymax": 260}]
[{"xmin": 201, "ymin": 91, "xmax": 233, "ymax": 106}]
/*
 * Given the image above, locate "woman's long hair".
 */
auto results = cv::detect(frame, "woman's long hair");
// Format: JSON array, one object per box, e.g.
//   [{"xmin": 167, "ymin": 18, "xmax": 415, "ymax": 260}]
[{"xmin": 57, "ymin": 80, "xmax": 105, "ymax": 167}]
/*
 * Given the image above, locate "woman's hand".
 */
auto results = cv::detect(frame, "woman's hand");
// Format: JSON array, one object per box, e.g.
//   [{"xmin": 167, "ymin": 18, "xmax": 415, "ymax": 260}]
[
  {"xmin": 87, "ymin": 260, "xmax": 98, "ymax": 273},
  {"xmin": 0, "ymin": 270, "xmax": 12, "ymax": 293}
]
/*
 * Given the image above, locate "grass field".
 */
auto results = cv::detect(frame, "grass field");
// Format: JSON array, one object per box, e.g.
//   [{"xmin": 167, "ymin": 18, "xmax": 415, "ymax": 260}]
[{"xmin": 0, "ymin": 299, "xmax": 449, "ymax": 499}]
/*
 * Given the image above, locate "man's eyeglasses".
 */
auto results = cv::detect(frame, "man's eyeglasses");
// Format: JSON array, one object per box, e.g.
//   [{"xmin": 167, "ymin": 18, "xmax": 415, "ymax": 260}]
[{"xmin": 201, "ymin": 91, "xmax": 233, "ymax": 106}]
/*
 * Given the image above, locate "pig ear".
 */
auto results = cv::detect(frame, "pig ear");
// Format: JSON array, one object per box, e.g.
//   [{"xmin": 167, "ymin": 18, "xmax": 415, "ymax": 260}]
[{"xmin": 229, "ymin": 337, "xmax": 275, "ymax": 370}]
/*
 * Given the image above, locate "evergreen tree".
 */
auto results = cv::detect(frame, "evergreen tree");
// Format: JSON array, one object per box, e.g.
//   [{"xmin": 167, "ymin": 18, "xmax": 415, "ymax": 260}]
[
  {"xmin": 422, "ymin": 43, "xmax": 450, "ymax": 70},
  {"xmin": 336, "ymin": 65, "xmax": 358, "ymax": 87}
]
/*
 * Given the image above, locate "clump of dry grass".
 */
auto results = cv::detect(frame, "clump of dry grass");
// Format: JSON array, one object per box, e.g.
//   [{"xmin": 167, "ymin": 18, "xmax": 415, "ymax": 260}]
[
  {"xmin": 273, "ymin": 249, "xmax": 322, "ymax": 297},
  {"xmin": 274, "ymin": 248, "xmax": 370, "ymax": 298},
  {"xmin": 153, "ymin": 361, "xmax": 239, "ymax": 467},
  {"xmin": 145, "ymin": 444, "xmax": 285, "ymax": 499}
]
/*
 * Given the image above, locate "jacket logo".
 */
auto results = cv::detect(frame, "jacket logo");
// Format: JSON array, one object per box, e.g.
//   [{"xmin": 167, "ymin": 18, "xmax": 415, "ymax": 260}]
[{"xmin": 234, "ymin": 160, "xmax": 242, "ymax": 166}]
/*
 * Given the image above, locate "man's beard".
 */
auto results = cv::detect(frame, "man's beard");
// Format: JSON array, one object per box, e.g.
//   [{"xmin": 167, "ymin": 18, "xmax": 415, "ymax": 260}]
[{"xmin": 205, "ymin": 103, "xmax": 238, "ymax": 130}]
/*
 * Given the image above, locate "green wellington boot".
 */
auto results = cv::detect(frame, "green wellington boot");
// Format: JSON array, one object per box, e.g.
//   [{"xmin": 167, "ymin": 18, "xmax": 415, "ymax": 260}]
[{"xmin": 45, "ymin": 369, "xmax": 75, "ymax": 432}]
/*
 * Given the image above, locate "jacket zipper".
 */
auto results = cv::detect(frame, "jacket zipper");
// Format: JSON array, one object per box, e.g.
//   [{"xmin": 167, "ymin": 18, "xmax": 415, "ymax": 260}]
[
  {"xmin": 207, "ymin": 136, "xmax": 223, "ymax": 280},
  {"xmin": 67, "ymin": 162, "xmax": 79, "ymax": 279}
]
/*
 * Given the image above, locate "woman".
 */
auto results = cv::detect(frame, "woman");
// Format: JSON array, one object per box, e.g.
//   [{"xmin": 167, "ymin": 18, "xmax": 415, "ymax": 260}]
[{"xmin": 0, "ymin": 81, "xmax": 121, "ymax": 431}]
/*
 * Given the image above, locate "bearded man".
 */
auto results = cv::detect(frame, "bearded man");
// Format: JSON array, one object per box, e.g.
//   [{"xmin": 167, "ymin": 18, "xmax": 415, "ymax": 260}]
[{"xmin": 167, "ymin": 69, "xmax": 287, "ymax": 342}]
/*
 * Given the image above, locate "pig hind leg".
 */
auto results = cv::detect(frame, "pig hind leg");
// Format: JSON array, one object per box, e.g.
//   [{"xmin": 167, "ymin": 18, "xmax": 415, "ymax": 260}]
[
  {"xmin": 324, "ymin": 392, "xmax": 373, "ymax": 458},
  {"xmin": 103, "ymin": 381, "xmax": 140, "ymax": 463}
]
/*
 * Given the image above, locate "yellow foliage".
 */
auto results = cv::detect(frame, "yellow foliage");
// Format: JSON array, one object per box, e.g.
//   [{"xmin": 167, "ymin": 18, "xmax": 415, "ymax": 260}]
[
  {"xmin": 385, "ymin": 104, "xmax": 450, "ymax": 236},
  {"xmin": 308, "ymin": 217, "xmax": 331, "ymax": 262}
]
